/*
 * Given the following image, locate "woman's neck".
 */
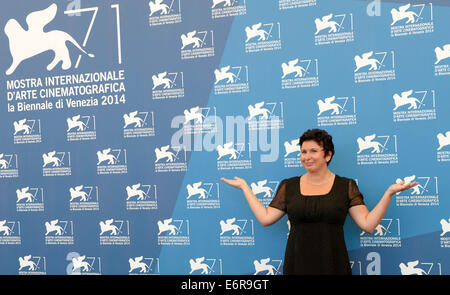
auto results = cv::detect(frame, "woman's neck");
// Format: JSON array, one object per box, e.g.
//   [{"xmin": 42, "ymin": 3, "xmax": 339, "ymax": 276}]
[{"xmin": 305, "ymin": 169, "xmax": 333, "ymax": 185}]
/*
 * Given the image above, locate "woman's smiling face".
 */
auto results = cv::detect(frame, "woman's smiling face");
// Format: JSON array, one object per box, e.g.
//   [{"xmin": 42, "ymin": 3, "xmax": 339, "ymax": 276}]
[{"xmin": 300, "ymin": 140, "xmax": 332, "ymax": 172}]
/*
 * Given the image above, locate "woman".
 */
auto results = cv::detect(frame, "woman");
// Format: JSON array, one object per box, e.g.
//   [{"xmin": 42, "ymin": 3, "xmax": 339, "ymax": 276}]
[{"xmin": 221, "ymin": 129, "xmax": 417, "ymax": 275}]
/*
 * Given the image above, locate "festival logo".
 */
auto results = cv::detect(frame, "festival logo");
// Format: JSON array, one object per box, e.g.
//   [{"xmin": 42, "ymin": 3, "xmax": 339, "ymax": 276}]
[
  {"xmin": 44, "ymin": 219, "xmax": 74, "ymax": 245},
  {"xmin": 149, "ymin": 0, "xmax": 182, "ymax": 26},
  {"xmin": 182, "ymin": 106, "xmax": 217, "ymax": 135},
  {"xmin": 394, "ymin": 175, "xmax": 439, "ymax": 207},
  {"xmin": 4, "ymin": 3, "xmax": 124, "ymax": 72},
  {"xmin": 250, "ymin": 179, "xmax": 280, "ymax": 206},
  {"xmin": 356, "ymin": 133, "xmax": 398, "ymax": 165},
  {"xmin": 216, "ymin": 141, "xmax": 252, "ymax": 170},
  {"xmin": 126, "ymin": 183, "xmax": 158, "ymax": 210},
  {"xmin": 279, "ymin": 0, "xmax": 316, "ymax": 10},
  {"xmin": 42, "ymin": 150, "xmax": 72, "ymax": 176},
  {"xmin": 440, "ymin": 217, "xmax": 450, "ymax": 248},
  {"xmin": 214, "ymin": 65, "xmax": 249, "ymax": 95},
  {"xmin": 0, "ymin": 220, "xmax": 21, "ymax": 245},
  {"xmin": 129, "ymin": 256, "xmax": 160, "ymax": 275},
  {"xmin": 188, "ymin": 257, "xmax": 223, "ymax": 275},
  {"xmin": 360, "ymin": 218, "xmax": 401, "ymax": 247},
  {"xmin": 390, "ymin": 3, "xmax": 434, "ymax": 37},
  {"xmin": 96, "ymin": 148, "xmax": 127, "ymax": 175},
  {"xmin": 392, "ymin": 89, "xmax": 436, "ymax": 122},
  {"xmin": 283, "ymin": 137, "xmax": 301, "ymax": 168},
  {"xmin": 16, "ymin": 186, "xmax": 44, "ymax": 212},
  {"xmin": 151, "ymin": 71, "xmax": 185, "ymax": 100},
  {"xmin": 247, "ymin": 101, "xmax": 284, "ymax": 131},
  {"xmin": 437, "ymin": 131, "xmax": 450, "ymax": 150},
  {"xmin": 180, "ymin": 29, "xmax": 215, "ymax": 59},
  {"xmin": 211, "ymin": 0, "xmax": 246, "ymax": 19},
  {"xmin": 154, "ymin": 144, "xmax": 188, "ymax": 172},
  {"xmin": 281, "ymin": 58, "xmax": 319, "ymax": 88},
  {"xmin": 99, "ymin": 218, "xmax": 131, "ymax": 245},
  {"xmin": 436, "ymin": 131, "xmax": 450, "ymax": 162},
  {"xmin": 355, "ymin": 134, "xmax": 389, "ymax": 154},
  {"xmin": 66, "ymin": 252, "xmax": 101, "ymax": 275},
  {"xmin": 354, "ymin": 50, "xmax": 396, "ymax": 83},
  {"xmin": 219, "ymin": 217, "xmax": 255, "ymax": 246},
  {"xmin": 399, "ymin": 260, "xmax": 442, "ymax": 275},
  {"xmin": 314, "ymin": 13, "xmax": 354, "ymax": 45},
  {"xmin": 245, "ymin": 22, "xmax": 282, "ymax": 53},
  {"xmin": 186, "ymin": 181, "xmax": 220, "ymax": 209},
  {"xmin": 440, "ymin": 218, "xmax": 450, "ymax": 237},
  {"xmin": 317, "ymin": 95, "xmax": 357, "ymax": 127},
  {"xmin": 157, "ymin": 218, "xmax": 190, "ymax": 246},
  {"xmin": 123, "ymin": 110, "xmax": 155, "ymax": 138},
  {"xmin": 435, "ymin": 44, "xmax": 450, "ymax": 65},
  {"xmin": 70, "ymin": 254, "xmax": 101, "ymax": 275},
  {"xmin": 66, "ymin": 114, "xmax": 96, "ymax": 141},
  {"xmin": 434, "ymin": 44, "xmax": 450, "ymax": 76},
  {"xmin": 4, "ymin": 3, "xmax": 95, "ymax": 76},
  {"xmin": 13, "ymin": 118, "xmax": 42, "ymax": 144},
  {"xmin": 252, "ymin": 258, "xmax": 282, "ymax": 275},
  {"xmin": 69, "ymin": 185, "xmax": 99, "ymax": 211},
  {"xmin": 18, "ymin": 255, "xmax": 46, "ymax": 275},
  {"xmin": 4, "ymin": 3, "xmax": 127, "ymax": 115}
]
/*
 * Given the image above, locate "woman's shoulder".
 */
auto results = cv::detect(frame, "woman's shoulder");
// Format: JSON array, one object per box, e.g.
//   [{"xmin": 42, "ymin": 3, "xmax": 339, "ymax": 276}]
[
  {"xmin": 280, "ymin": 176, "xmax": 301, "ymax": 186},
  {"xmin": 284, "ymin": 175, "xmax": 301, "ymax": 182},
  {"xmin": 334, "ymin": 174, "xmax": 357, "ymax": 185}
]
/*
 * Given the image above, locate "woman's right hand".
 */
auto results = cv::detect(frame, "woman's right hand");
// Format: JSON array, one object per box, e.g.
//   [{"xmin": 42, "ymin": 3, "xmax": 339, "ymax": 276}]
[
  {"xmin": 221, "ymin": 176, "xmax": 285, "ymax": 226},
  {"xmin": 220, "ymin": 176, "xmax": 248, "ymax": 190}
]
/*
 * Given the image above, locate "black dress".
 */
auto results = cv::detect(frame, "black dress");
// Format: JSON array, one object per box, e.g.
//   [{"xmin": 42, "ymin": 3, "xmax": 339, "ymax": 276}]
[{"xmin": 269, "ymin": 174, "xmax": 365, "ymax": 275}]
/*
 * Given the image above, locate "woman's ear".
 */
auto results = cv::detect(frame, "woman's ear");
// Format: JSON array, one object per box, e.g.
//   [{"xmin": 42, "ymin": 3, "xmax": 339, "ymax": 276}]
[{"xmin": 325, "ymin": 151, "xmax": 333, "ymax": 163}]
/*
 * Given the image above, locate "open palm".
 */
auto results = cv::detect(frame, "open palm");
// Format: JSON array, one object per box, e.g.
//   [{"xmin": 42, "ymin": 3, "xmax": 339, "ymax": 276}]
[
  {"xmin": 220, "ymin": 177, "xmax": 247, "ymax": 190},
  {"xmin": 388, "ymin": 181, "xmax": 419, "ymax": 195}
]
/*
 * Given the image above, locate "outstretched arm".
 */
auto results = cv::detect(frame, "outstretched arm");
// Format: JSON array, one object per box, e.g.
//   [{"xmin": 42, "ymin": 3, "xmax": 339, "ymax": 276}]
[
  {"xmin": 221, "ymin": 177, "xmax": 285, "ymax": 226},
  {"xmin": 349, "ymin": 181, "xmax": 418, "ymax": 234}
]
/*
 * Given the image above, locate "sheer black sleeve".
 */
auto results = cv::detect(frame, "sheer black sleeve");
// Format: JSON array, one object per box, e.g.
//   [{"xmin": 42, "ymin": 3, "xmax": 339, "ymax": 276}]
[
  {"xmin": 269, "ymin": 179, "xmax": 288, "ymax": 212},
  {"xmin": 348, "ymin": 179, "xmax": 365, "ymax": 208}
]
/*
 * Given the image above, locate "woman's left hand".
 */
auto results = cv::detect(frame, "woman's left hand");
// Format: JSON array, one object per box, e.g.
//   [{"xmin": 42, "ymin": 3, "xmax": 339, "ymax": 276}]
[{"xmin": 387, "ymin": 181, "xmax": 419, "ymax": 195}]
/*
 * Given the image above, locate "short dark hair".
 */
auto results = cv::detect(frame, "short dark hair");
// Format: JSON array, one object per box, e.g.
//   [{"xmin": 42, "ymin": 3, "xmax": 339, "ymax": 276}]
[{"xmin": 299, "ymin": 129, "xmax": 334, "ymax": 165}]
